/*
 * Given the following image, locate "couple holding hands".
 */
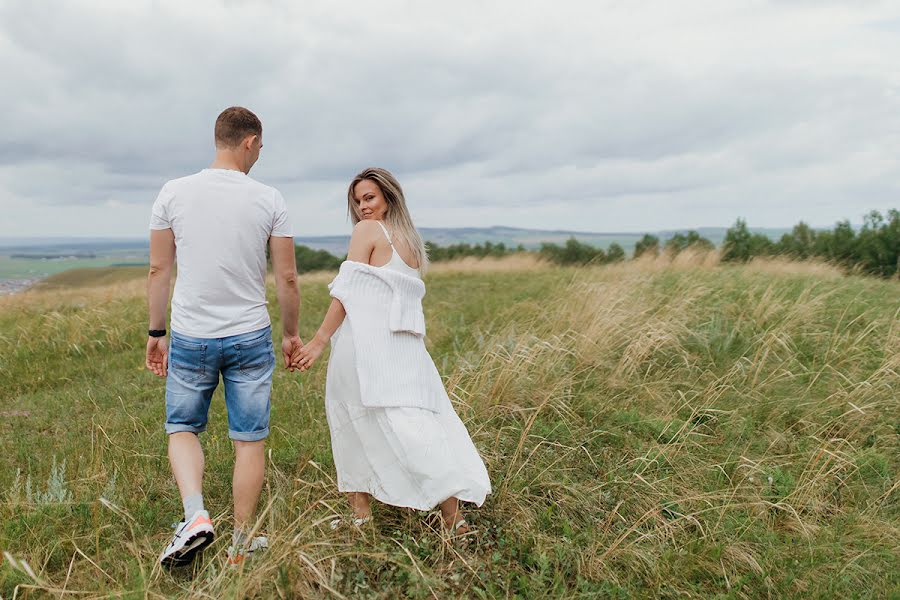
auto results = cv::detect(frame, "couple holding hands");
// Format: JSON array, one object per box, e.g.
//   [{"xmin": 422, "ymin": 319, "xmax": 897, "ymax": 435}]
[{"xmin": 145, "ymin": 107, "xmax": 490, "ymax": 568}]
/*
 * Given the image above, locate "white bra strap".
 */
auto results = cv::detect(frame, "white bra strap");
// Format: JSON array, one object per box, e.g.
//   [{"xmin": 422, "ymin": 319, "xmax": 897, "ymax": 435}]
[{"xmin": 375, "ymin": 220, "xmax": 393, "ymax": 246}]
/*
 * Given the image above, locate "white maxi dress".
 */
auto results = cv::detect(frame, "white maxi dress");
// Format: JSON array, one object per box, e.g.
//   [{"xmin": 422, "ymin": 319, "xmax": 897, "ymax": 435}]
[{"xmin": 325, "ymin": 224, "xmax": 491, "ymax": 510}]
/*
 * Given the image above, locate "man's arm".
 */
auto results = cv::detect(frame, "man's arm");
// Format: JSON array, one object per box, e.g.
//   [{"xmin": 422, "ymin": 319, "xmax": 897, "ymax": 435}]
[
  {"xmin": 269, "ymin": 236, "xmax": 302, "ymax": 370},
  {"xmin": 146, "ymin": 228, "xmax": 176, "ymax": 377}
]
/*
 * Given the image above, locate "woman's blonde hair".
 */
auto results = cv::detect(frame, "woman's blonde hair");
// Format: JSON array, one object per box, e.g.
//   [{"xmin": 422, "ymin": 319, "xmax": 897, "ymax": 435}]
[{"xmin": 347, "ymin": 167, "xmax": 429, "ymax": 274}]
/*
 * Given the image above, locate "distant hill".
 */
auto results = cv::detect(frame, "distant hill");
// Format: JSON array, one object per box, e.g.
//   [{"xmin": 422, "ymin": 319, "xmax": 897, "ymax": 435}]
[{"xmin": 0, "ymin": 237, "xmax": 147, "ymax": 254}]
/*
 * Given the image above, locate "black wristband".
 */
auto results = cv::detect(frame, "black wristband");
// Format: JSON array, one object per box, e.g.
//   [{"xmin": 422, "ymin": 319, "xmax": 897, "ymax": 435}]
[{"xmin": 148, "ymin": 329, "xmax": 167, "ymax": 338}]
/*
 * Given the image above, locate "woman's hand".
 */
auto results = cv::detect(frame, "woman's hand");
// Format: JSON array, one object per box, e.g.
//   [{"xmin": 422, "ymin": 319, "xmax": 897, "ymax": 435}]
[{"xmin": 294, "ymin": 334, "xmax": 326, "ymax": 371}]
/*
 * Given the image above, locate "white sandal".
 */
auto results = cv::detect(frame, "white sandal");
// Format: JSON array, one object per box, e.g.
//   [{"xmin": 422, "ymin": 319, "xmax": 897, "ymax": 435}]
[{"xmin": 451, "ymin": 518, "xmax": 469, "ymax": 534}]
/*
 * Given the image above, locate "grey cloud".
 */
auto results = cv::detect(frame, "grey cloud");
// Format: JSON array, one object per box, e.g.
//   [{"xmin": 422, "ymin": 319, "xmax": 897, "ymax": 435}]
[{"xmin": 0, "ymin": 0, "xmax": 898, "ymax": 234}]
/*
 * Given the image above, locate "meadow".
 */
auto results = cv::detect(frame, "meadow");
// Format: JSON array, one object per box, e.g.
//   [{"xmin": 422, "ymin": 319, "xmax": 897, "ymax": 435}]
[{"xmin": 0, "ymin": 253, "xmax": 897, "ymax": 598}]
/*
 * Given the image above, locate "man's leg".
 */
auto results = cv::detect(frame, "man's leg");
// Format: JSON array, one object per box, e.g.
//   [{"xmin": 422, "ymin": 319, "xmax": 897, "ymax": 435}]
[
  {"xmin": 233, "ymin": 439, "xmax": 265, "ymax": 529},
  {"xmin": 222, "ymin": 326, "xmax": 275, "ymax": 555},
  {"xmin": 161, "ymin": 333, "xmax": 218, "ymax": 567},
  {"xmin": 169, "ymin": 432, "xmax": 205, "ymax": 500}
]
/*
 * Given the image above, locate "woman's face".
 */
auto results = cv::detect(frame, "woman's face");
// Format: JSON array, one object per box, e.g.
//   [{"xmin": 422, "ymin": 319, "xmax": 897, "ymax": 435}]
[{"xmin": 353, "ymin": 179, "xmax": 388, "ymax": 221}]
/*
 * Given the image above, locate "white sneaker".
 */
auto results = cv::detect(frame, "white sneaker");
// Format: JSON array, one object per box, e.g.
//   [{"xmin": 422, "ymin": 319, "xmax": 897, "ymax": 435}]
[
  {"xmin": 329, "ymin": 515, "xmax": 371, "ymax": 530},
  {"xmin": 159, "ymin": 510, "xmax": 215, "ymax": 568},
  {"xmin": 227, "ymin": 536, "xmax": 268, "ymax": 566}
]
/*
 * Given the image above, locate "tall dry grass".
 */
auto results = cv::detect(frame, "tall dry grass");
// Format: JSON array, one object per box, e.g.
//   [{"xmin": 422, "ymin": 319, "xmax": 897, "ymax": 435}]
[
  {"xmin": 437, "ymin": 259, "xmax": 898, "ymax": 595},
  {"xmin": 1, "ymin": 257, "xmax": 897, "ymax": 598}
]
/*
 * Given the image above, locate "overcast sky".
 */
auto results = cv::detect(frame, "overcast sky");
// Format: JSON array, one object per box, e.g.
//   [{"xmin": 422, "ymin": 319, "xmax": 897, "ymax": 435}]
[{"xmin": 1, "ymin": 0, "xmax": 898, "ymax": 238}]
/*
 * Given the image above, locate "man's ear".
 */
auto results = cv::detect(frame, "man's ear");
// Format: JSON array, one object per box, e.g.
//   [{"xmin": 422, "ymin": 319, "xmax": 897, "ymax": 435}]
[{"xmin": 244, "ymin": 134, "xmax": 258, "ymax": 150}]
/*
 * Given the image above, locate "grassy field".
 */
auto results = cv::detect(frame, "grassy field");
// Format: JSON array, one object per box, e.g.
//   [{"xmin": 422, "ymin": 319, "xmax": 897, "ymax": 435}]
[
  {"xmin": 0, "ymin": 257, "xmax": 148, "ymax": 282},
  {"xmin": 0, "ymin": 255, "xmax": 897, "ymax": 598}
]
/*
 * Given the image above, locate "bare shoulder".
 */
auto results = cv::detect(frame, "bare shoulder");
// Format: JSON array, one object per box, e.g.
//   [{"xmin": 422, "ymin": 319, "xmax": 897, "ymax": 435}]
[
  {"xmin": 350, "ymin": 220, "xmax": 382, "ymax": 241},
  {"xmin": 347, "ymin": 220, "xmax": 381, "ymax": 262}
]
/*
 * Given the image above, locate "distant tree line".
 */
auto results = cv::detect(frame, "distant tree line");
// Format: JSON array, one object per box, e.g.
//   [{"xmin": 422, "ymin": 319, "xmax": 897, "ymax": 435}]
[
  {"xmin": 538, "ymin": 238, "xmax": 626, "ymax": 265},
  {"xmin": 722, "ymin": 209, "xmax": 899, "ymax": 278},
  {"xmin": 424, "ymin": 240, "xmax": 524, "ymax": 261},
  {"xmin": 631, "ymin": 230, "xmax": 715, "ymax": 259},
  {"xmin": 291, "ymin": 208, "xmax": 898, "ymax": 278},
  {"xmin": 537, "ymin": 230, "xmax": 714, "ymax": 265},
  {"xmin": 292, "ymin": 240, "xmax": 528, "ymax": 273}
]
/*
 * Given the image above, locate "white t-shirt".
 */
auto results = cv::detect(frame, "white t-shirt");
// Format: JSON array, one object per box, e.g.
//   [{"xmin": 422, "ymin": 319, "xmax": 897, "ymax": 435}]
[{"xmin": 149, "ymin": 168, "xmax": 292, "ymax": 338}]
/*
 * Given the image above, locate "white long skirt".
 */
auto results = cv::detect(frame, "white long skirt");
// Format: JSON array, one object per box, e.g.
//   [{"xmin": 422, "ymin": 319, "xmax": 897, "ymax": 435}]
[{"xmin": 325, "ymin": 320, "xmax": 491, "ymax": 510}]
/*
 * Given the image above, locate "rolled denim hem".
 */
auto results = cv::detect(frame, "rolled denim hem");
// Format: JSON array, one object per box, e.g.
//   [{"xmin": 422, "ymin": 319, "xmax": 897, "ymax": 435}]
[
  {"xmin": 165, "ymin": 423, "xmax": 206, "ymax": 435},
  {"xmin": 229, "ymin": 427, "xmax": 269, "ymax": 442}
]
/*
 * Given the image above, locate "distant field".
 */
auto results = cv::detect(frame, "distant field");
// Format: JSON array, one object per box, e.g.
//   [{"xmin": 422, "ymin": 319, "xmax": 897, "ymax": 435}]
[
  {"xmin": 0, "ymin": 255, "xmax": 897, "ymax": 598},
  {"xmin": 29, "ymin": 265, "xmax": 150, "ymax": 291},
  {"xmin": 0, "ymin": 256, "xmax": 147, "ymax": 281}
]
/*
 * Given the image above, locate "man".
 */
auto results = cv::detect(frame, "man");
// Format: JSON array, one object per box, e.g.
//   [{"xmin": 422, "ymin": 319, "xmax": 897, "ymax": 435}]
[{"xmin": 145, "ymin": 106, "xmax": 302, "ymax": 567}]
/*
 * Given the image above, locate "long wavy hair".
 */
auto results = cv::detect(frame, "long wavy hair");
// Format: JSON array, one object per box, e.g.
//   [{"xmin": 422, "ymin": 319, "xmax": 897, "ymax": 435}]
[{"xmin": 347, "ymin": 167, "xmax": 429, "ymax": 274}]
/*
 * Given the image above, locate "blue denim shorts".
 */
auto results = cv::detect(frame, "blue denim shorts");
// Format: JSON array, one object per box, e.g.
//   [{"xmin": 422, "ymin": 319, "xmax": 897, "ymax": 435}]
[{"xmin": 165, "ymin": 326, "xmax": 275, "ymax": 441}]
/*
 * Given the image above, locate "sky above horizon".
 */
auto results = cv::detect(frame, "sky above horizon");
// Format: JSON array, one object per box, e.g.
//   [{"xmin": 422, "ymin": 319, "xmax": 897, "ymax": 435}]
[{"xmin": 1, "ymin": 0, "xmax": 899, "ymax": 238}]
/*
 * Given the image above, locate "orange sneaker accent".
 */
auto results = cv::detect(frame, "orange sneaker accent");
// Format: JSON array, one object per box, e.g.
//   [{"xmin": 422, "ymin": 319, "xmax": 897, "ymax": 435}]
[
  {"xmin": 191, "ymin": 515, "xmax": 213, "ymax": 528},
  {"xmin": 228, "ymin": 554, "xmax": 245, "ymax": 565}
]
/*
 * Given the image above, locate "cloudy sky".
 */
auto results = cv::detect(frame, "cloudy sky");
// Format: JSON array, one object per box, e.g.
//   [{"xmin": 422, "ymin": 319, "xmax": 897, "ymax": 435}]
[{"xmin": 1, "ymin": 0, "xmax": 898, "ymax": 238}]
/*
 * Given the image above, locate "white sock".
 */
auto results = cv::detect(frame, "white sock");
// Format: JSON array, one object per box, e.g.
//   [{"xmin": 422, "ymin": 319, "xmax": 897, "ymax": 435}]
[
  {"xmin": 233, "ymin": 527, "xmax": 247, "ymax": 548},
  {"xmin": 183, "ymin": 493, "xmax": 204, "ymax": 520}
]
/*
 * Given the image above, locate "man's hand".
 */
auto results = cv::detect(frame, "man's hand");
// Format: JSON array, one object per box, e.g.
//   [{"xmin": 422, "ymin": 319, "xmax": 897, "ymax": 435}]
[
  {"xmin": 282, "ymin": 335, "xmax": 304, "ymax": 372},
  {"xmin": 146, "ymin": 336, "xmax": 168, "ymax": 377}
]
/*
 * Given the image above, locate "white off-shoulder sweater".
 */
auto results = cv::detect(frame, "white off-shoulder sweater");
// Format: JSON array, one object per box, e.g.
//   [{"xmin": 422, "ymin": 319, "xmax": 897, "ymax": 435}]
[{"xmin": 328, "ymin": 261, "xmax": 444, "ymax": 413}]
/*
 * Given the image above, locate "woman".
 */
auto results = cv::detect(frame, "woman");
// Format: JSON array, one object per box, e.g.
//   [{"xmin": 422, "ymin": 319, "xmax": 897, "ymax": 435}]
[{"xmin": 295, "ymin": 167, "xmax": 491, "ymax": 533}]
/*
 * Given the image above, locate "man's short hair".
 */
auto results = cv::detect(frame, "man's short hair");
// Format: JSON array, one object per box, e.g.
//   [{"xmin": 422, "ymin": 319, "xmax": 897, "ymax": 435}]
[{"xmin": 214, "ymin": 106, "xmax": 262, "ymax": 148}]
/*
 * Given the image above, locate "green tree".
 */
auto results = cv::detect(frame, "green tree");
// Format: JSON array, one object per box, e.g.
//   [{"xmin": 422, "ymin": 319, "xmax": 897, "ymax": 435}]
[
  {"xmin": 294, "ymin": 245, "xmax": 343, "ymax": 274},
  {"xmin": 855, "ymin": 210, "xmax": 900, "ymax": 277},
  {"xmin": 722, "ymin": 219, "xmax": 774, "ymax": 262},
  {"xmin": 606, "ymin": 243, "xmax": 626, "ymax": 263},
  {"xmin": 424, "ymin": 240, "xmax": 516, "ymax": 262},
  {"xmin": 776, "ymin": 222, "xmax": 816, "ymax": 259},
  {"xmin": 634, "ymin": 234, "xmax": 660, "ymax": 258},
  {"xmin": 539, "ymin": 238, "xmax": 605, "ymax": 265},
  {"xmin": 721, "ymin": 219, "xmax": 752, "ymax": 262},
  {"xmin": 664, "ymin": 231, "xmax": 714, "ymax": 254},
  {"xmin": 425, "ymin": 241, "xmax": 445, "ymax": 261}
]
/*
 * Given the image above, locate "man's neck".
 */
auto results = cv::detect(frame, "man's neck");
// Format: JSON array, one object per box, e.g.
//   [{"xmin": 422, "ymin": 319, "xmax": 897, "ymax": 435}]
[{"xmin": 209, "ymin": 151, "xmax": 246, "ymax": 174}]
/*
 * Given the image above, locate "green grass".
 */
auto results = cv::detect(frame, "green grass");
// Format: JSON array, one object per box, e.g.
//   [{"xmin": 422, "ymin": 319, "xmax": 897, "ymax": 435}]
[{"xmin": 0, "ymin": 260, "xmax": 897, "ymax": 598}]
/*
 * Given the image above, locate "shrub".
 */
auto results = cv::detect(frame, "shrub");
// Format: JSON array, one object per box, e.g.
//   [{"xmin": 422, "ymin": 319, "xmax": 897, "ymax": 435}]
[{"xmin": 294, "ymin": 245, "xmax": 343, "ymax": 274}]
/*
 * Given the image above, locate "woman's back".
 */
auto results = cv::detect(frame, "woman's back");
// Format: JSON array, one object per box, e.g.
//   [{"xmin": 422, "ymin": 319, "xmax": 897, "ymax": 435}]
[{"xmin": 371, "ymin": 221, "xmax": 420, "ymax": 278}]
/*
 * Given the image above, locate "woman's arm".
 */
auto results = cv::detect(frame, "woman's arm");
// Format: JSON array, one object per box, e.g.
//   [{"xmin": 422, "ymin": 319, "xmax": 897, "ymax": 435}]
[{"xmin": 294, "ymin": 222, "xmax": 378, "ymax": 370}]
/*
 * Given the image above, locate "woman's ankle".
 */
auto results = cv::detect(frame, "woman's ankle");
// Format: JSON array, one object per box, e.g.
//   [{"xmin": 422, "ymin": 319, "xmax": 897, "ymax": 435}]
[
  {"xmin": 439, "ymin": 497, "xmax": 460, "ymax": 526},
  {"xmin": 349, "ymin": 492, "xmax": 372, "ymax": 519}
]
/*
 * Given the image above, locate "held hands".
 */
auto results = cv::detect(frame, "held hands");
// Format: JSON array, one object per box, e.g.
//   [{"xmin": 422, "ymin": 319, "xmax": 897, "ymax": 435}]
[
  {"xmin": 145, "ymin": 335, "xmax": 304, "ymax": 377},
  {"xmin": 282, "ymin": 335, "xmax": 305, "ymax": 372},
  {"xmin": 293, "ymin": 334, "xmax": 326, "ymax": 372},
  {"xmin": 146, "ymin": 336, "xmax": 168, "ymax": 377}
]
